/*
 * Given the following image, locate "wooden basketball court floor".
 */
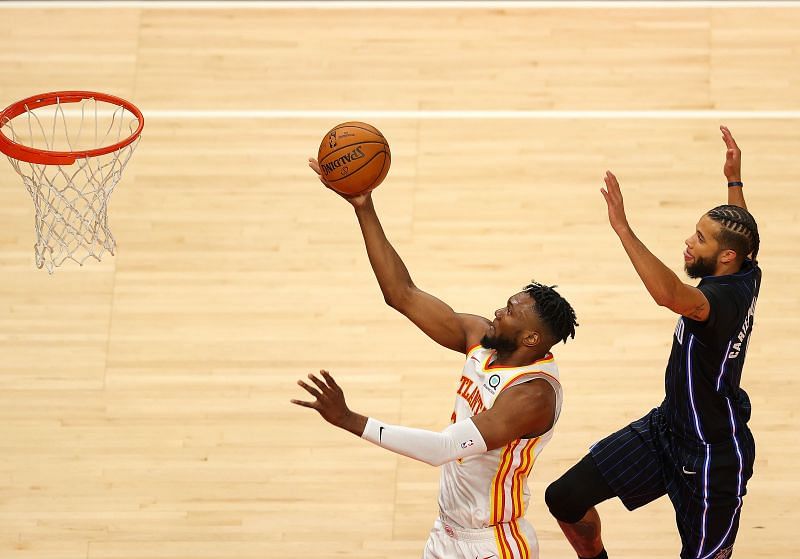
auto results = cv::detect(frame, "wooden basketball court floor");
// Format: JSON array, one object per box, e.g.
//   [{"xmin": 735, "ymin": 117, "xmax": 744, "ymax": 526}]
[{"xmin": 0, "ymin": 2, "xmax": 798, "ymax": 557}]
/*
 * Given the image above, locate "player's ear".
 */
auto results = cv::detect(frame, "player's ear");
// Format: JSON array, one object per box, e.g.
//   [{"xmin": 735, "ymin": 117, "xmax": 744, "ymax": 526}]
[
  {"xmin": 522, "ymin": 330, "xmax": 541, "ymax": 348},
  {"xmin": 719, "ymin": 248, "xmax": 738, "ymax": 265}
]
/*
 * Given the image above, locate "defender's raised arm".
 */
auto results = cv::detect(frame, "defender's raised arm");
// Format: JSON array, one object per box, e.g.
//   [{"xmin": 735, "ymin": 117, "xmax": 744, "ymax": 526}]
[{"xmin": 721, "ymin": 125, "xmax": 747, "ymax": 210}]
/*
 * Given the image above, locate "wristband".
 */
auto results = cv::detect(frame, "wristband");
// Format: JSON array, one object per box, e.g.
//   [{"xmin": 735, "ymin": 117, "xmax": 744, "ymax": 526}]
[{"xmin": 727, "ymin": 181, "xmax": 743, "ymax": 188}]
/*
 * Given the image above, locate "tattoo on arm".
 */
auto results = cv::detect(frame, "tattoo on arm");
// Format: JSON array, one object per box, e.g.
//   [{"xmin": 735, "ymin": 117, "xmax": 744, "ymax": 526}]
[{"xmin": 685, "ymin": 300, "xmax": 708, "ymax": 321}]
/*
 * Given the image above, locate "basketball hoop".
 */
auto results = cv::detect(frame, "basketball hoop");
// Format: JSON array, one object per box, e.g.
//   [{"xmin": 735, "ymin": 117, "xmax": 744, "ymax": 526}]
[{"xmin": 0, "ymin": 91, "xmax": 144, "ymax": 272}]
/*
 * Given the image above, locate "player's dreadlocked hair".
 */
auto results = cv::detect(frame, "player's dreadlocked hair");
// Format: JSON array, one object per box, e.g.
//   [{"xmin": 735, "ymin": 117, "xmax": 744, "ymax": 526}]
[
  {"xmin": 523, "ymin": 281, "xmax": 578, "ymax": 344},
  {"xmin": 706, "ymin": 204, "xmax": 760, "ymax": 263}
]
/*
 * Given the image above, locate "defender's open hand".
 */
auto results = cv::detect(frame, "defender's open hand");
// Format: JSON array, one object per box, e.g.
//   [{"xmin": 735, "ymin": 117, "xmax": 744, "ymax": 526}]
[
  {"xmin": 720, "ymin": 125, "xmax": 742, "ymax": 182},
  {"xmin": 600, "ymin": 171, "xmax": 630, "ymax": 234}
]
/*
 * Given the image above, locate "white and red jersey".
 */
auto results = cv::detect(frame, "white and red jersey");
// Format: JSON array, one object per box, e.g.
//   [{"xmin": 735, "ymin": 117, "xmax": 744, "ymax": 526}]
[{"xmin": 438, "ymin": 344, "xmax": 563, "ymax": 532}]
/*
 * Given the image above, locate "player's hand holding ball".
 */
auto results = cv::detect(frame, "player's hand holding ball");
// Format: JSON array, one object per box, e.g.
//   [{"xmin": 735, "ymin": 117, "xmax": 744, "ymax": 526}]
[
  {"xmin": 307, "ymin": 156, "xmax": 371, "ymax": 208},
  {"xmin": 309, "ymin": 121, "xmax": 391, "ymax": 208}
]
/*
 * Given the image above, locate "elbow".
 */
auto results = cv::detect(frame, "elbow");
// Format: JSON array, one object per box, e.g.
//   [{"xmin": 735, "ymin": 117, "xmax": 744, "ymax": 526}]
[
  {"xmin": 653, "ymin": 292, "xmax": 674, "ymax": 309},
  {"xmin": 652, "ymin": 282, "xmax": 681, "ymax": 310},
  {"xmin": 423, "ymin": 456, "xmax": 447, "ymax": 467},
  {"xmin": 383, "ymin": 292, "xmax": 401, "ymax": 309},
  {"xmin": 654, "ymin": 292, "xmax": 687, "ymax": 316},
  {"xmin": 383, "ymin": 286, "xmax": 413, "ymax": 312}
]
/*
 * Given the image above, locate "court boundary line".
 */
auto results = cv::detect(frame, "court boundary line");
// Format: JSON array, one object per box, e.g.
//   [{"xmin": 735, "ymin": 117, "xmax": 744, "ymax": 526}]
[
  {"xmin": 2, "ymin": 1, "xmax": 800, "ymax": 8},
  {"xmin": 141, "ymin": 110, "xmax": 800, "ymax": 120}
]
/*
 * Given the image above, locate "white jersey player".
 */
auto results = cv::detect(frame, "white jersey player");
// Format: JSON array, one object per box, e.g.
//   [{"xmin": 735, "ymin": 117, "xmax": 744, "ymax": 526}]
[
  {"xmin": 292, "ymin": 159, "xmax": 577, "ymax": 559},
  {"xmin": 434, "ymin": 344, "xmax": 563, "ymax": 558}
]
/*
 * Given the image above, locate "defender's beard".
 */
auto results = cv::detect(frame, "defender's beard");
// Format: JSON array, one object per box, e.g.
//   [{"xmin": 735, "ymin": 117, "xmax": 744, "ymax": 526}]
[{"xmin": 685, "ymin": 254, "xmax": 718, "ymax": 279}]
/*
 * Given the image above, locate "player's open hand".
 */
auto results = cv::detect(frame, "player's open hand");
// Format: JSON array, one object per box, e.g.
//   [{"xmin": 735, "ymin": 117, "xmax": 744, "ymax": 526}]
[
  {"xmin": 600, "ymin": 170, "xmax": 631, "ymax": 234},
  {"xmin": 720, "ymin": 125, "xmax": 742, "ymax": 182},
  {"xmin": 291, "ymin": 370, "xmax": 353, "ymax": 428},
  {"xmin": 308, "ymin": 157, "xmax": 372, "ymax": 208}
]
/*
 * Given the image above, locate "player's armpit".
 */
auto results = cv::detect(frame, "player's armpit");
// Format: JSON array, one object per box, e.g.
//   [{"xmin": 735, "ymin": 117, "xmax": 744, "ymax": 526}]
[
  {"xmin": 664, "ymin": 283, "xmax": 711, "ymax": 322},
  {"xmin": 471, "ymin": 379, "xmax": 556, "ymax": 451},
  {"xmin": 394, "ymin": 286, "xmax": 490, "ymax": 354}
]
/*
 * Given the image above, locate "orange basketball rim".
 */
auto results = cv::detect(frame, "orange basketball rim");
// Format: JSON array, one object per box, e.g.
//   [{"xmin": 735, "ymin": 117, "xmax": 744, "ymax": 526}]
[
  {"xmin": 0, "ymin": 90, "xmax": 144, "ymax": 165},
  {"xmin": 0, "ymin": 91, "xmax": 144, "ymax": 272}
]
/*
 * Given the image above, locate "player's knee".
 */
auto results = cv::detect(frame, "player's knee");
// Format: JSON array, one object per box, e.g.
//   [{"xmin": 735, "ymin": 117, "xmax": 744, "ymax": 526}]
[
  {"xmin": 547, "ymin": 454, "xmax": 614, "ymax": 524},
  {"xmin": 544, "ymin": 479, "xmax": 559, "ymax": 513},
  {"xmin": 545, "ymin": 475, "xmax": 590, "ymax": 524}
]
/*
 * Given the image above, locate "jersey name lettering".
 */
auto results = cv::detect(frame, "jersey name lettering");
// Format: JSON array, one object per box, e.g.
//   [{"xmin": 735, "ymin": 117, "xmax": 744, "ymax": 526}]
[
  {"xmin": 675, "ymin": 318, "xmax": 685, "ymax": 345},
  {"xmin": 456, "ymin": 375, "xmax": 487, "ymax": 415},
  {"xmin": 729, "ymin": 295, "xmax": 757, "ymax": 359}
]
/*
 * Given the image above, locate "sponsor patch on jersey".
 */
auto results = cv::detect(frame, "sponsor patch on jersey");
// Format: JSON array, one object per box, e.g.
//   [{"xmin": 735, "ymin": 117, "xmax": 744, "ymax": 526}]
[
  {"xmin": 488, "ymin": 374, "xmax": 501, "ymax": 389},
  {"xmin": 483, "ymin": 374, "xmax": 502, "ymax": 394}
]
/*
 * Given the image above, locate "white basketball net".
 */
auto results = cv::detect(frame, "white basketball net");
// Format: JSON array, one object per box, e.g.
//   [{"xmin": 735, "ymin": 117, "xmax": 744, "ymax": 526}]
[{"xmin": 1, "ymin": 96, "xmax": 140, "ymax": 273}]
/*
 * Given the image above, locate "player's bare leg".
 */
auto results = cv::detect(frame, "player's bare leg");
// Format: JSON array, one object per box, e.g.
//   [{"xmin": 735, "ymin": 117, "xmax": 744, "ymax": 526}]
[{"xmin": 557, "ymin": 507, "xmax": 606, "ymax": 559}]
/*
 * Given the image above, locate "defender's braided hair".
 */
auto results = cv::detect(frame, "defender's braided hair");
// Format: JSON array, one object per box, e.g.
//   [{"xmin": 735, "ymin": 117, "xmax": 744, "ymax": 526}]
[
  {"xmin": 523, "ymin": 281, "xmax": 578, "ymax": 344},
  {"xmin": 706, "ymin": 204, "xmax": 760, "ymax": 263}
]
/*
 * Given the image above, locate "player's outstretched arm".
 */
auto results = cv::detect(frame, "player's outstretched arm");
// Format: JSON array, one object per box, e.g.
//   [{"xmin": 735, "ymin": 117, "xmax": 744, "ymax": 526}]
[
  {"xmin": 291, "ymin": 371, "xmax": 556, "ymax": 467},
  {"xmin": 720, "ymin": 125, "xmax": 747, "ymax": 210},
  {"xmin": 601, "ymin": 171, "xmax": 711, "ymax": 321},
  {"xmin": 309, "ymin": 157, "xmax": 488, "ymax": 353},
  {"xmin": 354, "ymin": 196, "xmax": 490, "ymax": 352}
]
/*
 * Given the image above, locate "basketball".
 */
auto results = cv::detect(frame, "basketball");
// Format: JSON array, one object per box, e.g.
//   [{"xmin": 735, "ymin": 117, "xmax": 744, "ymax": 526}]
[{"xmin": 317, "ymin": 122, "xmax": 391, "ymax": 195}]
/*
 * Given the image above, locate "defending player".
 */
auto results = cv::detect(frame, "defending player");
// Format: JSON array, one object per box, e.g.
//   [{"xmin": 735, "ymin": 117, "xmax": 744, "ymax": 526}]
[
  {"xmin": 545, "ymin": 126, "xmax": 760, "ymax": 559},
  {"xmin": 291, "ymin": 159, "xmax": 578, "ymax": 559}
]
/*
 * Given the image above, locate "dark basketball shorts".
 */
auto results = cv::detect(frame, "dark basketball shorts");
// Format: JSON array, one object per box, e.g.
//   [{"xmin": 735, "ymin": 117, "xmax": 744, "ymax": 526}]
[{"xmin": 589, "ymin": 407, "xmax": 755, "ymax": 559}]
